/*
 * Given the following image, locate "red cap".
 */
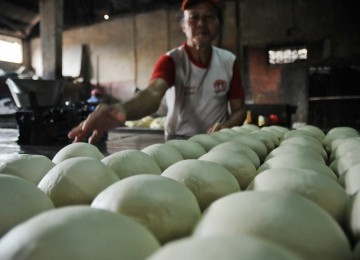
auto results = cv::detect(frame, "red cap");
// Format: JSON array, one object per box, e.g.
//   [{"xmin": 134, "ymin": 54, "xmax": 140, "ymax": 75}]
[
  {"xmin": 181, "ymin": 0, "xmax": 222, "ymax": 22},
  {"xmin": 181, "ymin": 0, "xmax": 221, "ymax": 11}
]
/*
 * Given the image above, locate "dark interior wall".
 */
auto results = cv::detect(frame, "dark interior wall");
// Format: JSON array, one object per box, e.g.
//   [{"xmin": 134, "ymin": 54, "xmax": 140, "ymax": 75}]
[{"xmin": 27, "ymin": 0, "xmax": 360, "ymax": 127}]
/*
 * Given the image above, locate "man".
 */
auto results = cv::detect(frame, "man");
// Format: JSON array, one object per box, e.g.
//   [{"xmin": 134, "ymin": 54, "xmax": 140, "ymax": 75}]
[{"xmin": 68, "ymin": 0, "xmax": 246, "ymax": 143}]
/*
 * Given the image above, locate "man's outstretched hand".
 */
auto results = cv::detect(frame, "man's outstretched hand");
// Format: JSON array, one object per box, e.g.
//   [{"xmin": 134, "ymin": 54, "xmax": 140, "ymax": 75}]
[{"xmin": 68, "ymin": 104, "xmax": 126, "ymax": 144}]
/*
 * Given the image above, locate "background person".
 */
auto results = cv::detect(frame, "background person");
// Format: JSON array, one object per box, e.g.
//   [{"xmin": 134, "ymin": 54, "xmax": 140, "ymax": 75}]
[{"xmin": 68, "ymin": 0, "xmax": 246, "ymax": 143}]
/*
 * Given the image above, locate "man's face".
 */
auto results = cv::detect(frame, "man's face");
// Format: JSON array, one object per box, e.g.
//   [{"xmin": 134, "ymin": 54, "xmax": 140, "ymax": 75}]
[{"xmin": 182, "ymin": 2, "xmax": 220, "ymax": 48}]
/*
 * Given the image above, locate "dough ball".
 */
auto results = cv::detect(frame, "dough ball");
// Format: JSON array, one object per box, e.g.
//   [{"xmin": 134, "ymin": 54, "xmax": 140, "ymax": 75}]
[
  {"xmin": 52, "ymin": 142, "xmax": 105, "ymax": 164},
  {"xmin": 91, "ymin": 174, "xmax": 201, "ymax": 244},
  {"xmin": 265, "ymin": 144, "xmax": 325, "ymax": 164},
  {"xmin": 280, "ymin": 136, "xmax": 327, "ymax": 161},
  {"xmin": 166, "ymin": 139, "xmax": 206, "ymax": 159},
  {"xmin": 250, "ymin": 130, "xmax": 277, "ymax": 152},
  {"xmin": 0, "ymin": 154, "xmax": 55, "ymax": 185},
  {"xmin": 162, "ymin": 159, "xmax": 240, "ymax": 211},
  {"xmin": 296, "ymin": 125, "xmax": 325, "ymax": 140},
  {"xmin": 0, "ymin": 175, "xmax": 54, "ymax": 237},
  {"xmin": 147, "ymin": 235, "xmax": 301, "ymax": 260},
  {"xmin": 199, "ymin": 149, "xmax": 257, "ymax": 189},
  {"xmin": 0, "ymin": 206, "xmax": 160, "ymax": 260},
  {"xmin": 38, "ymin": 157, "xmax": 119, "ymax": 207},
  {"xmin": 257, "ymin": 154, "xmax": 337, "ymax": 180},
  {"xmin": 345, "ymin": 191, "xmax": 360, "ymax": 243},
  {"xmin": 247, "ymin": 168, "xmax": 349, "ymax": 224},
  {"xmin": 208, "ymin": 131, "xmax": 232, "ymax": 142},
  {"xmin": 233, "ymin": 124, "xmax": 259, "ymax": 132},
  {"xmin": 323, "ymin": 127, "xmax": 359, "ymax": 154},
  {"xmin": 193, "ymin": 191, "xmax": 351, "ymax": 260},
  {"xmin": 141, "ymin": 143, "xmax": 183, "ymax": 171},
  {"xmin": 188, "ymin": 134, "xmax": 222, "ymax": 151},
  {"xmin": 329, "ymin": 137, "xmax": 360, "ymax": 162},
  {"xmin": 102, "ymin": 149, "xmax": 161, "ymax": 179},
  {"xmin": 343, "ymin": 162, "xmax": 360, "ymax": 195},
  {"xmin": 230, "ymin": 134, "xmax": 268, "ymax": 162},
  {"xmin": 210, "ymin": 141, "xmax": 260, "ymax": 168},
  {"xmin": 330, "ymin": 149, "xmax": 360, "ymax": 177}
]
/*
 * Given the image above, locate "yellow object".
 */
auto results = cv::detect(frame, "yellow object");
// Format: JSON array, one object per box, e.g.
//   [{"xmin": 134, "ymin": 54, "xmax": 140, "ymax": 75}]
[{"xmin": 243, "ymin": 110, "xmax": 252, "ymax": 125}]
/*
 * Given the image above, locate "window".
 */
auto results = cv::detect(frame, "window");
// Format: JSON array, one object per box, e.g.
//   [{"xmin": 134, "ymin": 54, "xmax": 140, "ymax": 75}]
[
  {"xmin": 267, "ymin": 45, "xmax": 307, "ymax": 65},
  {"xmin": 0, "ymin": 35, "xmax": 23, "ymax": 63}
]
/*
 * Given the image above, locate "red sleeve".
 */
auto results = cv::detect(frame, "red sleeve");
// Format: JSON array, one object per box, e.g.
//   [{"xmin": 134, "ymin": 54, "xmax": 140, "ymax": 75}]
[
  {"xmin": 150, "ymin": 54, "xmax": 175, "ymax": 87},
  {"xmin": 228, "ymin": 59, "xmax": 245, "ymax": 100}
]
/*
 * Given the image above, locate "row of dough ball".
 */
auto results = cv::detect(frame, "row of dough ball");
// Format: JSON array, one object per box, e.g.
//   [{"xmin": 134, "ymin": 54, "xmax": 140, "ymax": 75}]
[{"xmin": 0, "ymin": 124, "xmax": 359, "ymax": 259}]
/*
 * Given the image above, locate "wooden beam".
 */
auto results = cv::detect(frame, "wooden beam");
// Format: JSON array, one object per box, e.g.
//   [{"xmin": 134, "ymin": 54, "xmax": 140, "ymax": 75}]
[{"xmin": 39, "ymin": 0, "xmax": 63, "ymax": 80}]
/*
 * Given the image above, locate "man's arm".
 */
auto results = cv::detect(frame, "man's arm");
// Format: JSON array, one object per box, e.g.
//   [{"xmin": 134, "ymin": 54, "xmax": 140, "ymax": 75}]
[
  {"xmin": 68, "ymin": 78, "xmax": 169, "ymax": 143},
  {"xmin": 121, "ymin": 78, "xmax": 169, "ymax": 120},
  {"xmin": 207, "ymin": 98, "xmax": 246, "ymax": 133}
]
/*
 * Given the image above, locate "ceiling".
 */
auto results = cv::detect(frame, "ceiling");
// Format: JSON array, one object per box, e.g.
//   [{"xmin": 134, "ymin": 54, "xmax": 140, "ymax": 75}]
[{"xmin": 0, "ymin": 0, "xmax": 181, "ymax": 39}]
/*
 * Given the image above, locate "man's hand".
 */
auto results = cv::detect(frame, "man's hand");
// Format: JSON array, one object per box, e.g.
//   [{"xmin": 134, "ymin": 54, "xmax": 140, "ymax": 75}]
[
  {"xmin": 207, "ymin": 122, "xmax": 223, "ymax": 134},
  {"xmin": 68, "ymin": 103, "xmax": 126, "ymax": 144}
]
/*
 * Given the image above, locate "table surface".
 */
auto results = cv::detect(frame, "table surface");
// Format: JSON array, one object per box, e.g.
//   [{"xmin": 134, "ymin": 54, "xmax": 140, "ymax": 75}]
[{"xmin": 0, "ymin": 127, "xmax": 166, "ymax": 161}]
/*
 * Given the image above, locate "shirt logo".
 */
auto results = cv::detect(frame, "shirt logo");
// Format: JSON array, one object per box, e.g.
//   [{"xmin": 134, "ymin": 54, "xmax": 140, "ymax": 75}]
[{"xmin": 213, "ymin": 79, "xmax": 227, "ymax": 94}]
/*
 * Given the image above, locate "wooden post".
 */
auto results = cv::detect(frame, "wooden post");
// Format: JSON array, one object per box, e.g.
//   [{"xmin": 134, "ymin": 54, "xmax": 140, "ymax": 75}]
[{"xmin": 39, "ymin": 0, "xmax": 63, "ymax": 80}]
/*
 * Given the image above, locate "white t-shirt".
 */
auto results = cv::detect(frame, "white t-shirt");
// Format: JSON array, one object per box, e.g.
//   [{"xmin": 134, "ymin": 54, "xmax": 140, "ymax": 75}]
[{"xmin": 165, "ymin": 45, "xmax": 236, "ymax": 137}]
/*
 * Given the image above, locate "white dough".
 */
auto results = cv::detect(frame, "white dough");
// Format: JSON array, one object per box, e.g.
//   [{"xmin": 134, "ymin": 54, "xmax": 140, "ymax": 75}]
[
  {"xmin": 0, "ymin": 175, "xmax": 54, "ymax": 237},
  {"xmin": 141, "ymin": 143, "xmax": 183, "ymax": 171},
  {"xmin": 38, "ymin": 157, "xmax": 119, "ymax": 207},
  {"xmin": 247, "ymin": 168, "xmax": 349, "ymax": 224},
  {"xmin": 199, "ymin": 149, "xmax": 257, "ymax": 189},
  {"xmin": 102, "ymin": 149, "xmax": 161, "ymax": 179},
  {"xmin": 193, "ymin": 191, "xmax": 352, "ymax": 260},
  {"xmin": 188, "ymin": 134, "xmax": 223, "ymax": 152},
  {"xmin": 91, "ymin": 174, "xmax": 201, "ymax": 244},
  {"xmin": 258, "ymin": 154, "xmax": 337, "ymax": 180},
  {"xmin": 162, "ymin": 159, "xmax": 240, "ymax": 211},
  {"xmin": 0, "ymin": 206, "xmax": 160, "ymax": 260},
  {"xmin": 210, "ymin": 141, "xmax": 260, "ymax": 168},
  {"xmin": 0, "ymin": 154, "xmax": 55, "ymax": 185},
  {"xmin": 52, "ymin": 142, "xmax": 105, "ymax": 164},
  {"xmin": 165, "ymin": 139, "xmax": 206, "ymax": 159},
  {"xmin": 147, "ymin": 235, "xmax": 301, "ymax": 260}
]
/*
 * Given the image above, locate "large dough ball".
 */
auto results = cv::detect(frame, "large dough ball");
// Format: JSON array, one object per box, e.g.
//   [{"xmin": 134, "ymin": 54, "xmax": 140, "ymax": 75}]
[
  {"xmin": 141, "ymin": 143, "xmax": 183, "ymax": 171},
  {"xmin": 323, "ymin": 127, "xmax": 359, "ymax": 154},
  {"xmin": 210, "ymin": 141, "xmax": 260, "ymax": 168},
  {"xmin": 247, "ymin": 168, "xmax": 349, "ymax": 224},
  {"xmin": 265, "ymin": 144, "xmax": 325, "ymax": 164},
  {"xmin": 101, "ymin": 149, "xmax": 161, "ymax": 179},
  {"xmin": 199, "ymin": 149, "xmax": 257, "ymax": 189},
  {"xmin": 258, "ymin": 154, "xmax": 337, "ymax": 180},
  {"xmin": 148, "ymin": 235, "xmax": 301, "ymax": 260},
  {"xmin": 193, "ymin": 191, "xmax": 352, "ymax": 260},
  {"xmin": 188, "ymin": 134, "xmax": 222, "ymax": 152},
  {"xmin": 329, "ymin": 137, "xmax": 360, "ymax": 162},
  {"xmin": 230, "ymin": 135, "xmax": 268, "ymax": 162},
  {"xmin": 342, "ymin": 162, "xmax": 360, "ymax": 195},
  {"xmin": 52, "ymin": 142, "xmax": 105, "ymax": 164},
  {"xmin": 0, "ymin": 154, "xmax": 55, "ymax": 185},
  {"xmin": 250, "ymin": 130, "xmax": 277, "ymax": 152},
  {"xmin": 0, "ymin": 206, "xmax": 160, "ymax": 260},
  {"xmin": 345, "ymin": 190, "xmax": 360, "ymax": 243},
  {"xmin": 91, "ymin": 174, "xmax": 201, "ymax": 244},
  {"xmin": 0, "ymin": 175, "xmax": 54, "ymax": 237},
  {"xmin": 38, "ymin": 157, "xmax": 119, "ymax": 207},
  {"xmin": 330, "ymin": 149, "xmax": 360, "ymax": 177},
  {"xmin": 165, "ymin": 139, "xmax": 206, "ymax": 159},
  {"xmin": 280, "ymin": 136, "xmax": 327, "ymax": 161},
  {"xmin": 162, "ymin": 159, "xmax": 240, "ymax": 211},
  {"xmin": 296, "ymin": 125, "xmax": 325, "ymax": 140},
  {"xmin": 208, "ymin": 131, "xmax": 233, "ymax": 142}
]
